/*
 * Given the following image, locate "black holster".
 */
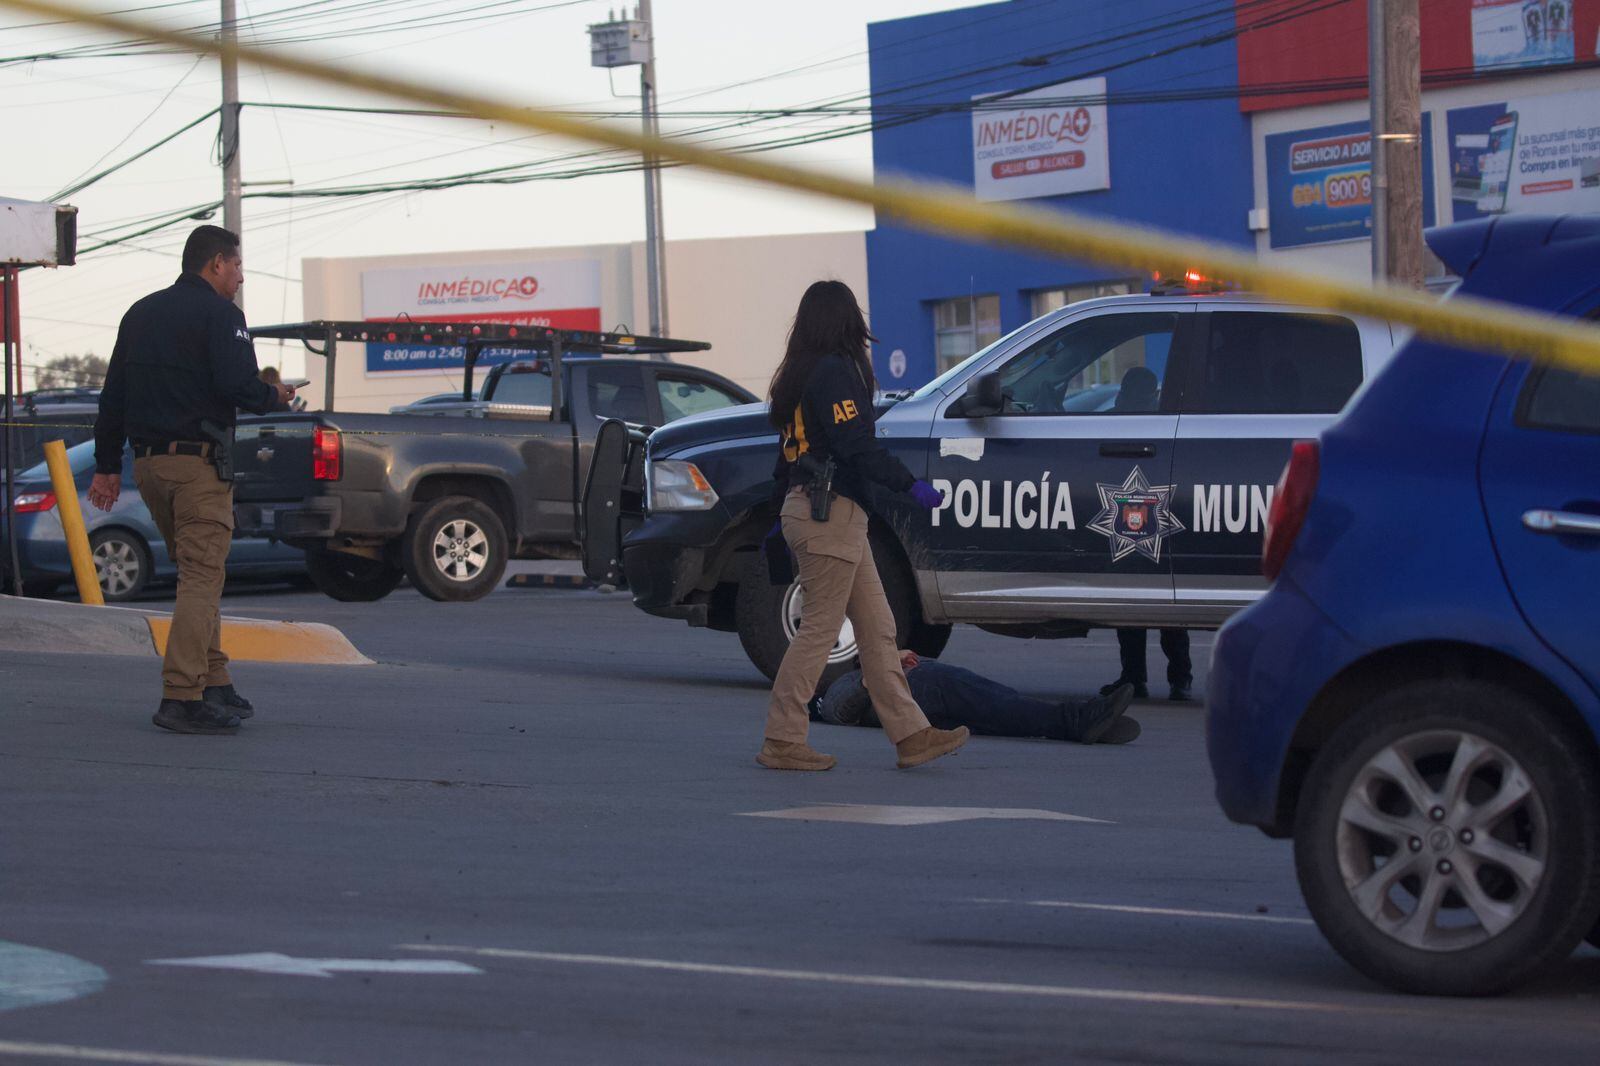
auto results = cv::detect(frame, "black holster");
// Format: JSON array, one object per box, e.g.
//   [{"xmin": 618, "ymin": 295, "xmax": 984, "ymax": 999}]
[
  {"xmin": 793, "ymin": 453, "xmax": 836, "ymax": 522},
  {"xmin": 199, "ymin": 419, "xmax": 235, "ymax": 482}
]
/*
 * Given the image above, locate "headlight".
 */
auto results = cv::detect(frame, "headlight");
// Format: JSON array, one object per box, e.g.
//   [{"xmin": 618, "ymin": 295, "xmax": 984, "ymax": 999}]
[{"xmin": 648, "ymin": 459, "xmax": 719, "ymax": 512}]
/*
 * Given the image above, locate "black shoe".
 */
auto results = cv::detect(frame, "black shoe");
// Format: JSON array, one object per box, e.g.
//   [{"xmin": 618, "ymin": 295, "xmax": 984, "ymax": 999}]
[
  {"xmin": 153, "ymin": 699, "xmax": 240, "ymax": 735},
  {"xmin": 1062, "ymin": 683, "xmax": 1134, "ymax": 744},
  {"xmin": 1100, "ymin": 678, "xmax": 1148, "ymax": 699},
  {"xmin": 204, "ymin": 684, "xmax": 254, "ymax": 719},
  {"xmin": 1169, "ymin": 684, "xmax": 1194, "ymax": 702},
  {"xmin": 1099, "ymin": 715, "xmax": 1141, "ymax": 745}
]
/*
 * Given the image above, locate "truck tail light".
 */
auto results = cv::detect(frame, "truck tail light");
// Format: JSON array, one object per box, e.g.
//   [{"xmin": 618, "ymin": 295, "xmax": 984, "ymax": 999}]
[
  {"xmin": 13, "ymin": 491, "xmax": 57, "ymax": 514},
  {"xmin": 1262, "ymin": 441, "xmax": 1319, "ymax": 581},
  {"xmin": 313, "ymin": 426, "xmax": 342, "ymax": 481}
]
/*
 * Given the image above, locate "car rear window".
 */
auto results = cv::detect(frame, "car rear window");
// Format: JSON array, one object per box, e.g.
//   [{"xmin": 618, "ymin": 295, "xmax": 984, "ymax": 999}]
[{"xmin": 1193, "ymin": 312, "xmax": 1364, "ymax": 415}]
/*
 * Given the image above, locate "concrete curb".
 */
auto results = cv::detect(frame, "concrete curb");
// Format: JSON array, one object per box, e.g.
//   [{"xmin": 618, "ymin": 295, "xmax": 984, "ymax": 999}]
[{"xmin": 0, "ymin": 596, "xmax": 371, "ymax": 665}]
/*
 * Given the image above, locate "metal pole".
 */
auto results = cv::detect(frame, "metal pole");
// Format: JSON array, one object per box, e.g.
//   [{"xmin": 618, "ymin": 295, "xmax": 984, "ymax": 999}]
[
  {"xmin": 639, "ymin": 0, "xmax": 668, "ymax": 344},
  {"xmin": 322, "ymin": 326, "xmax": 337, "ymax": 411},
  {"xmin": 220, "ymin": 0, "xmax": 244, "ymax": 309},
  {"xmin": 2, "ymin": 268, "xmax": 21, "ymax": 596},
  {"xmin": 1368, "ymin": 0, "xmax": 1387, "ymax": 281}
]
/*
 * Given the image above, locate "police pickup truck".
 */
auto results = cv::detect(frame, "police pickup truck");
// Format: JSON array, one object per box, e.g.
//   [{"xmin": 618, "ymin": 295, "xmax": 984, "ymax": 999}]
[
  {"xmin": 583, "ymin": 285, "xmax": 1397, "ymax": 687},
  {"xmin": 232, "ymin": 321, "xmax": 753, "ymax": 602}
]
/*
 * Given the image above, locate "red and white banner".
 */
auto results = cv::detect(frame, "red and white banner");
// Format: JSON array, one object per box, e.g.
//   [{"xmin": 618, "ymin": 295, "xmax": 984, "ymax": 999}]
[{"xmin": 361, "ymin": 259, "xmax": 602, "ymax": 331}]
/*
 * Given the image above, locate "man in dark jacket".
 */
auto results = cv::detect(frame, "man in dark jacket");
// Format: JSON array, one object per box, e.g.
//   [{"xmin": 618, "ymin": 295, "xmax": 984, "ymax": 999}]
[
  {"xmin": 814, "ymin": 651, "xmax": 1139, "ymax": 745},
  {"xmin": 89, "ymin": 226, "xmax": 293, "ymax": 734}
]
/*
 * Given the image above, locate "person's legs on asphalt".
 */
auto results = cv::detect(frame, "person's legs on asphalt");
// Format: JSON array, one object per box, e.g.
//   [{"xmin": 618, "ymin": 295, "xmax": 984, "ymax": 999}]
[
  {"xmin": 1162, "ymin": 628, "xmax": 1193, "ymax": 701},
  {"xmin": 135, "ymin": 455, "xmax": 240, "ymax": 735},
  {"xmin": 1103, "ymin": 628, "xmax": 1150, "ymax": 698}
]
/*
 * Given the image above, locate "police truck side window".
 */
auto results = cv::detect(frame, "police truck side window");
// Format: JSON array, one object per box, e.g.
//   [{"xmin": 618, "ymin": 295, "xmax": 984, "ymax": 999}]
[
  {"xmin": 1196, "ymin": 313, "xmax": 1362, "ymax": 414},
  {"xmin": 994, "ymin": 313, "xmax": 1179, "ymax": 415}
]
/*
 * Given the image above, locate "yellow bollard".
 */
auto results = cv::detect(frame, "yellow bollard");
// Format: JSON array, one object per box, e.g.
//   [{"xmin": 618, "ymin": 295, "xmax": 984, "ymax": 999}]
[{"xmin": 42, "ymin": 439, "xmax": 104, "ymax": 606}]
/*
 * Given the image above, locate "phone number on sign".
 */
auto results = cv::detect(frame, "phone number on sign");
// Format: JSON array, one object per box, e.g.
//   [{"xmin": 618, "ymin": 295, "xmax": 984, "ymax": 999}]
[{"xmin": 1291, "ymin": 169, "xmax": 1372, "ymax": 210}]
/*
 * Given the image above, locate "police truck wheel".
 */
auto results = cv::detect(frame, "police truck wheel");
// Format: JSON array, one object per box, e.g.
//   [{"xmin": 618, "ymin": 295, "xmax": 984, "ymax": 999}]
[
  {"xmin": 733, "ymin": 534, "xmax": 921, "ymax": 692},
  {"xmin": 304, "ymin": 546, "xmax": 405, "ymax": 602},
  {"xmin": 402, "ymin": 495, "xmax": 507, "ymax": 603},
  {"xmin": 89, "ymin": 528, "xmax": 151, "ymax": 602},
  {"xmin": 1292, "ymin": 680, "xmax": 1600, "ymax": 995}
]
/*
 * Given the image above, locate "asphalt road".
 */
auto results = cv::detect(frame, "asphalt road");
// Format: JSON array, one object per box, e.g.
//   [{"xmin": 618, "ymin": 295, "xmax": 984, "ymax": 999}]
[{"xmin": 3, "ymin": 580, "xmax": 1599, "ymax": 1065}]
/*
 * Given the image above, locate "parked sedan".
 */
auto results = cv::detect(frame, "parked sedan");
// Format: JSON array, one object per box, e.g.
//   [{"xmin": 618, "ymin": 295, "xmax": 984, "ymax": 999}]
[
  {"xmin": 1207, "ymin": 214, "xmax": 1600, "ymax": 996},
  {"xmin": 2, "ymin": 439, "xmax": 304, "ymax": 601}
]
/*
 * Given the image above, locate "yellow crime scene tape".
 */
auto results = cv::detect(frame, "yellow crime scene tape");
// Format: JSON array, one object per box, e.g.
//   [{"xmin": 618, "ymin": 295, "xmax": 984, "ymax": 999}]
[{"xmin": 3, "ymin": 0, "xmax": 1599, "ymax": 376}]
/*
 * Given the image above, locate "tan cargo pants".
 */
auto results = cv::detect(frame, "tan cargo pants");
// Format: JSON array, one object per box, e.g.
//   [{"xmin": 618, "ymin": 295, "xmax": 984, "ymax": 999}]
[
  {"xmin": 133, "ymin": 454, "xmax": 234, "ymax": 700},
  {"xmin": 765, "ymin": 489, "xmax": 931, "ymax": 745}
]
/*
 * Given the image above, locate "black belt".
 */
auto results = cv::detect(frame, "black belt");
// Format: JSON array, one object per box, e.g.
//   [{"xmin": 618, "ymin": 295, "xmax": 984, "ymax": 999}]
[{"xmin": 133, "ymin": 441, "xmax": 214, "ymax": 459}]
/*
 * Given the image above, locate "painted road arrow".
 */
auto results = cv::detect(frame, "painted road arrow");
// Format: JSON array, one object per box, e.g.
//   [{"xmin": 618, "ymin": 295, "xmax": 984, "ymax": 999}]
[{"xmin": 148, "ymin": 953, "xmax": 482, "ymax": 978}]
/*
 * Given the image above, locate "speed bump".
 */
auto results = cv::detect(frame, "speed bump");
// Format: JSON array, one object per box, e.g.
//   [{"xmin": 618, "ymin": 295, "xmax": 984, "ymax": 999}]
[{"xmin": 144, "ymin": 615, "xmax": 372, "ymax": 665}]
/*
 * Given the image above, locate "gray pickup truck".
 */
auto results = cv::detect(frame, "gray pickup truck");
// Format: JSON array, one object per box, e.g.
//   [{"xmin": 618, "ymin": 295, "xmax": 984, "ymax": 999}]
[{"xmin": 233, "ymin": 321, "xmax": 752, "ymax": 602}]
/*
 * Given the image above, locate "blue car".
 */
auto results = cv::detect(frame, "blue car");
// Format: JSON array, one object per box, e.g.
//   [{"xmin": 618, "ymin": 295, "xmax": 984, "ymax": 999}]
[
  {"xmin": 1207, "ymin": 215, "xmax": 1600, "ymax": 996},
  {"xmin": 2, "ymin": 439, "xmax": 304, "ymax": 601}
]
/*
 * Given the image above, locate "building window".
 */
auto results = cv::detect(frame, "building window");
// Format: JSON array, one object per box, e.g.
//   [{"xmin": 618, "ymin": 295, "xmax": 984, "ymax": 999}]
[
  {"xmin": 932, "ymin": 294, "xmax": 1001, "ymax": 373},
  {"xmin": 1029, "ymin": 279, "xmax": 1139, "ymax": 320}
]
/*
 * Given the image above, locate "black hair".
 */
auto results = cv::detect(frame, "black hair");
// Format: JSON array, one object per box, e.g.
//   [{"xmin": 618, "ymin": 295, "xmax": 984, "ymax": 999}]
[
  {"xmin": 181, "ymin": 225, "xmax": 241, "ymax": 274},
  {"xmin": 767, "ymin": 279, "xmax": 877, "ymax": 431}
]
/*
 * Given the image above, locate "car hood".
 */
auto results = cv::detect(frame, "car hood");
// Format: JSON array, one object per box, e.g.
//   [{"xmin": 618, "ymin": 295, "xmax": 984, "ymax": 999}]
[{"xmin": 648, "ymin": 402, "xmax": 776, "ymax": 457}]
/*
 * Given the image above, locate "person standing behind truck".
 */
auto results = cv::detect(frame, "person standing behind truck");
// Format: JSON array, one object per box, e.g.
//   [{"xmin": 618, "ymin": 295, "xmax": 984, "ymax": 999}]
[
  {"xmin": 757, "ymin": 280, "xmax": 966, "ymax": 772},
  {"xmin": 89, "ymin": 225, "xmax": 294, "ymax": 735}
]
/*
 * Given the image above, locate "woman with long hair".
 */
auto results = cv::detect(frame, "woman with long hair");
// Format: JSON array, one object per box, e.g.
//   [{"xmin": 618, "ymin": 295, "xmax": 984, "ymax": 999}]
[{"xmin": 757, "ymin": 280, "xmax": 968, "ymax": 771}]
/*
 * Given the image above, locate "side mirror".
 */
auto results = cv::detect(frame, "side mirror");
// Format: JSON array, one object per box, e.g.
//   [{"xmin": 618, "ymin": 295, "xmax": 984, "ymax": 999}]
[{"xmin": 952, "ymin": 372, "xmax": 1005, "ymax": 418}]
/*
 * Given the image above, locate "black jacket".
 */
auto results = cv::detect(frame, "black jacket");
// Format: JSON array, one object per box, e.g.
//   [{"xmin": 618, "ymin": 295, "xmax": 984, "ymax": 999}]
[
  {"xmin": 770, "ymin": 351, "xmax": 915, "ymax": 510},
  {"xmin": 94, "ymin": 273, "xmax": 278, "ymax": 474}
]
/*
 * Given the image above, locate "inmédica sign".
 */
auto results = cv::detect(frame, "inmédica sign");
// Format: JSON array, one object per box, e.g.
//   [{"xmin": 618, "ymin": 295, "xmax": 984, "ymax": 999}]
[{"xmin": 971, "ymin": 76, "xmax": 1110, "ymax": 203}]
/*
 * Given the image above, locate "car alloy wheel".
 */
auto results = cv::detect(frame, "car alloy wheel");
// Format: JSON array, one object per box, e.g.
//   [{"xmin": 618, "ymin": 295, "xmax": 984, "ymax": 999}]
[
  {"xmin": 93, "ymin": 537, "xmax": 142, "ymax": 598},
  {"xmin": 781, "ymin": 581, "xmax": 858, "ymax": 665},
  {"xmin": 1334, "ymin": 728, "xmax": 1547, "ymax": 952},
  {"xmin": 430, "ymin": 518, "xmax": 489, "ymax": 583}
]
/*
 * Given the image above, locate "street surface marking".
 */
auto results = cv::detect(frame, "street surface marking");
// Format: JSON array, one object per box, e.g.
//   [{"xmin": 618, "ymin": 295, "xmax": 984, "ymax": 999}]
[
  {"xmin": 975, "ymin": 900, "xmax": 1315, "ymax": 925},
  {"xmin": 399, "ymin": 944, "xmax": 1374, "ymax": 1016},
  {"xmin": 0, "ymin": 1043, "xmax": 332, "ymax": 1066},
  {"xmin": 0, "ymin": 940, "xmax": 106, "ymax": 1013},
  {"xmin": 147, "ymin": 953, "xmax": 481, "ymax": 979},
  {"xmin": 739, "ymin": 804, "xmax": 1109, "ymax": 826}
]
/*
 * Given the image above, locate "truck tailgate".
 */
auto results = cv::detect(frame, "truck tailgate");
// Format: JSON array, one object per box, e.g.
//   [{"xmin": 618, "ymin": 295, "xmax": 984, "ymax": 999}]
[{"xmin": 234, "ymin": 418, "xmax": 321, "ymax": 499}]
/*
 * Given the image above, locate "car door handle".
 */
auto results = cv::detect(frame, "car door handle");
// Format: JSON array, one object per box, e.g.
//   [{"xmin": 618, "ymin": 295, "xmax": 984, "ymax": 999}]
[
  {"xmin": 1100, "ymin": 443, "xmax": 1157, "ymax": 458},
  {"xmin": 1523, "ymin": 509, "xmax": 1600, "ymax": 537}
]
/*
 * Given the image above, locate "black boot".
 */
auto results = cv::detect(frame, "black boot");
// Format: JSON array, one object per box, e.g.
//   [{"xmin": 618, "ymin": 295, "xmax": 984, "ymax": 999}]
[
  {"xmin": 204, "ymin": 684, "xmax": 254, "ymax": 719},
  {"xmin": 1062, "ymin": 683, "xmax": 1134, "ymax": 744},
  {"xmin": 153, "ymin": 699, "xmax": 240, "ymax": 735},
  {"xmin": 1100, "ymin": 678, "xmax": 1148, "ymax": 699},
  {"xmin": 1099, "ymin": 715, "xmax": 1142, "ymax": 745}
]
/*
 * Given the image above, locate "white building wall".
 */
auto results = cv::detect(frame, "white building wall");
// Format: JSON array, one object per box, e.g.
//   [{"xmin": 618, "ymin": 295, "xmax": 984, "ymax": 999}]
[
  {"xmin": 1250, "ymin": 66, "xmax": 1600, "ymax": 279},
  {"xmin": 291, "ymin": 231, "xmax": 866, "ymax": 412}
]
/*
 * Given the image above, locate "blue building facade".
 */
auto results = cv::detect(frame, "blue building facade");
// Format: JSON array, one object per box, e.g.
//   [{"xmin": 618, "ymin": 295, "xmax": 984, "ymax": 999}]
[{"xmin": 864, "ymin": 1, "xmax": 1256, "ymax": 387}]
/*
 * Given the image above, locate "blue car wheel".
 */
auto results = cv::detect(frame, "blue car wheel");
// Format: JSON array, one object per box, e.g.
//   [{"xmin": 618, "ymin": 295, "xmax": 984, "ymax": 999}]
[
  {"xmin": 90, "ymin": 527, "xmax": 152, "ymax": 602},
  {"xmin": 1293, "ymin": 678, "xmax": 1600, "ymax": 995}
]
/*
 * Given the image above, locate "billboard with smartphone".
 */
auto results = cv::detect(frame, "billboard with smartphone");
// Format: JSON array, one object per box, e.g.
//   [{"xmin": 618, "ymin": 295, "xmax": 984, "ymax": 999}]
[
  {"xmin": 1265, "ymin": 117, "xmax": 1436, "ymax": 249},
  {"xmin": 1448, "ymin": 88, "xmax": 1600, "ymax": 222}
]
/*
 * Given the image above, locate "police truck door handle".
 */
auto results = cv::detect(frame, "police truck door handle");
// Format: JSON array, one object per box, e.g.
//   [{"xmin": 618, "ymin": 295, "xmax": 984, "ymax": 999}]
[
  {"xmin": 1523, "ymin": 509, "xmax": 1600, "ymax": 537},
  {"xmin": 1099, "ymin": 443, "xmax": 1157, "ymax": 458}
]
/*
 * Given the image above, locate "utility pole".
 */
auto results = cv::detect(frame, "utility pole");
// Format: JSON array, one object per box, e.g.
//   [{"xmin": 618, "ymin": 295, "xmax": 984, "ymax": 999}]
[
  {"xmin": 638, "ymin": 0, "xmax": 668, "ymax": 338},
  {"xmin": 588, "ymin": 6, "xmax": 670, "ymax": 343},
  {"xmin": 220, "ymin": 0, "xmax": 244, "ymax": 308},
  {"xmin": 1368, "ymin": 0, "xmax": 1424, "ymax": 286}
]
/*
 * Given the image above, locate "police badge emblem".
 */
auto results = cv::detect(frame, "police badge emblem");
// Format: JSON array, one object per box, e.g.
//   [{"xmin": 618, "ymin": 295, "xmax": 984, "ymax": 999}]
[{"xmin": 1089, "ymin": 467, "xmax": 1185, "ymax": 563}]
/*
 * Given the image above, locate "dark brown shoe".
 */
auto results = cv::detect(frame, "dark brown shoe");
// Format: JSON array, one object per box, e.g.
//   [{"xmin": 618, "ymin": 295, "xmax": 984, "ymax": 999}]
[
  {"xmin": 756, "ymin": 739, "xmax": 837, "ymax": 771},
  {"xmin": 896, "ymin": 725, "xmax": 969, "ymax": 769},
  {"xmin": 153, "ymin": 699, "xmax": 240, "ymax": 735}
]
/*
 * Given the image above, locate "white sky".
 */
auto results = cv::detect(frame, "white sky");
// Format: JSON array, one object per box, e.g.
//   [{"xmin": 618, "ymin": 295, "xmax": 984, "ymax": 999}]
[{"xmin": 2, "ymin": 0, "xmax": 978, "ymax": 384}]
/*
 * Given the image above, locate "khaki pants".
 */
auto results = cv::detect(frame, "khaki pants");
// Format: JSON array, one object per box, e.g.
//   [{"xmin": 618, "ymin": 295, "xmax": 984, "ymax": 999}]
[
  {"xmin": 765, "ymin": 490, "xmax": 931, "ymax": 746},
  {"xmin": 133, "ymin": 454, "xmax": 234, "ymax": 700}
]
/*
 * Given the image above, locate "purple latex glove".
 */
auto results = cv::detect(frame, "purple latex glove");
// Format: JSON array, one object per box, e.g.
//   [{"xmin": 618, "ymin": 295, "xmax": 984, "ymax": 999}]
[{"xmin": 909, "ymin": 480, "xmax": 944, "ymax": 510}]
